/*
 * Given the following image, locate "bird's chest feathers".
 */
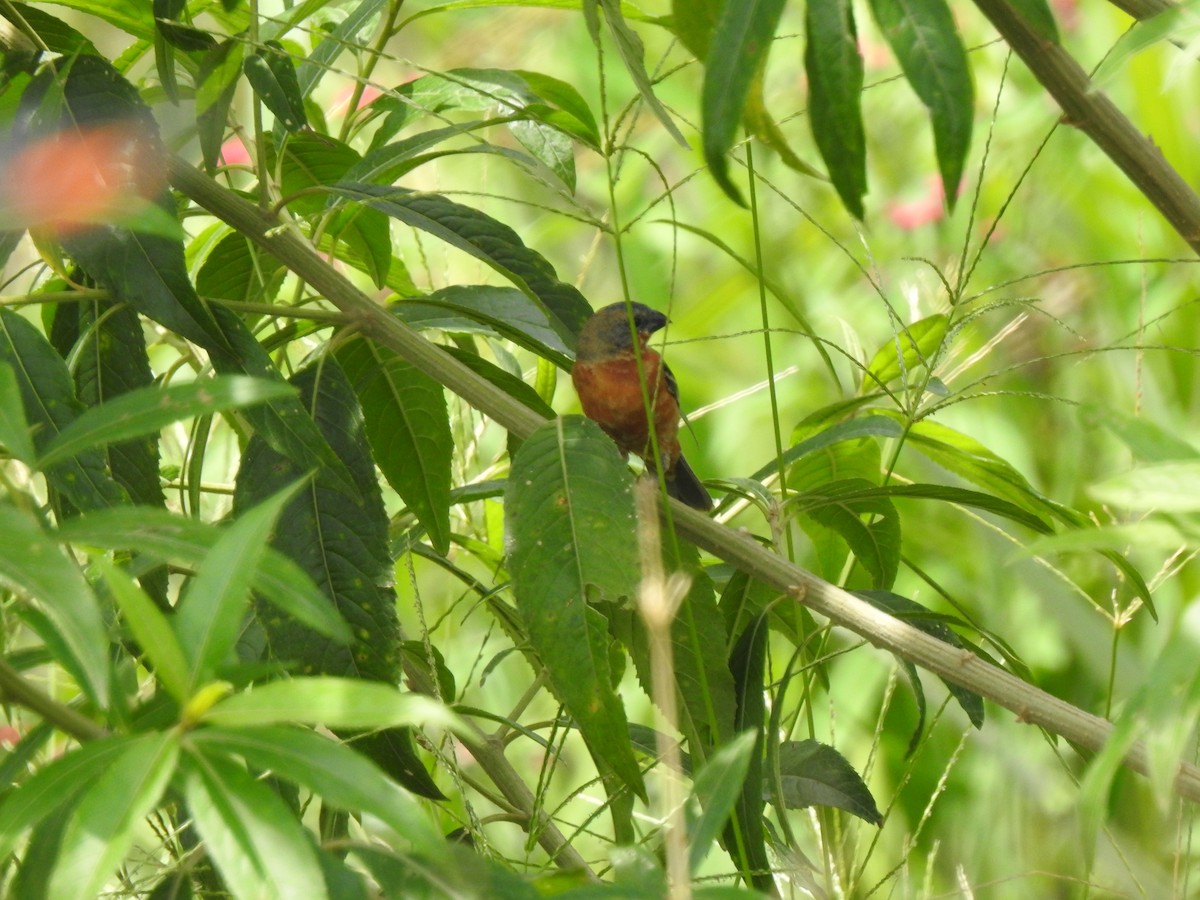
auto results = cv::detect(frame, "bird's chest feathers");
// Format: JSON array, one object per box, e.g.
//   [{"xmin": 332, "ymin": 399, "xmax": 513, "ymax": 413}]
[{"xmin": 573, "ymin": 356, "xmax": 675, "ymax": 451}]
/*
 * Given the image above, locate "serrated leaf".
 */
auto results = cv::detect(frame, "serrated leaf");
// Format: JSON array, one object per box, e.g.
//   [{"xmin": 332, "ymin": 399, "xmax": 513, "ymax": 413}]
[
  {"xmin": 200, "ymin": 678, "xmax": 457, "ymax": 731},
  {"xmin": 335, "ymin": 337, "xmax": 452, "ymax": 554},
  {"xmin": 723, "ymin": 613, "xmax": 773, "ymax": 893},
  {"xmin": 244, "ymin": 42, "xmax": 307, "ymax": 131},
  {"xmin": 505, "ymin": 416, "xmax": 644, "ymax": 798},
  {"xmin": 176, "ymin": 482, "xmax": 302, "ymax": 694},
  {"xmin": 189, "ymin": 725, "xmax": 446, "ymax": 858},
  {"xmin": 47, "ymin": 731, "xmax": 180, "ymax": 900},
  {"xmin": 775, "ymin": 739, "xmax": 882, "ymax": 825},
  {"xmin": 867, "ymin": 0, "xmax": 973, "ymax": 209},
  {"xmin": 855, "ymin": 589, "xmax": 985, "ymax": 728},
  {"xmin": 0, "ymin": 308, "xmax": 127, "ymax": 510},
  {"xmin": 687, "ymin": 730, "xmax": 757, "ymax": 873},
  {"xmin": 38, "ymin": 376, "xmax": 294, "ymax": 469},
  {"xmin": 182, "ymin": 751, "xmax": 328, "ymax": 900},
  {"xmin": 799, "ymin": 477, "xmax": 901, "ymax": 590},
  {"xmin": 0, "ymin": 736, "xmax": 135, "ymax": 863},
  {"xmin": 806, "ymin": 0, "xmax": 867, "ymax": 219},
  {"xmin": 700, "ymin": 0, "xmax": 787, "ymax": 205},
  {"xmin": 0, "ymin": 503, "xmax": 110, "ymax": 707},
  {"xmin": 864, "ymin": 313, "xmax": 948, "ymax": 389},
  {"xmin": 4, "ymin": 3, "xmax": 99, "ymax": 56},
  {"xmin": 55, "ymin": 506, "xmax": 353, "ymax": 644},
  {"xmin": 329, "ymin": 183, "xmax": 591, "ymax": 346}
]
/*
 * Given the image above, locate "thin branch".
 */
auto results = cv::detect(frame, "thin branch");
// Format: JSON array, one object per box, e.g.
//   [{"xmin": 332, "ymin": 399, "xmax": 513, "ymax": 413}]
[
  {"xmin": 168, "ymin": 157, "xmax": 1200, "ymax": 805},
  {"xmin": 0, "ymin": 656, "xmax": 108, "ymax": 743}
]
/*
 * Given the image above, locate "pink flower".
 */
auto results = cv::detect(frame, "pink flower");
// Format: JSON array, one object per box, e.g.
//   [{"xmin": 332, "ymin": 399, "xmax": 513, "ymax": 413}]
[{"xmin": 219, "ymin": 136, "xmax": 252, "ymax": 166}]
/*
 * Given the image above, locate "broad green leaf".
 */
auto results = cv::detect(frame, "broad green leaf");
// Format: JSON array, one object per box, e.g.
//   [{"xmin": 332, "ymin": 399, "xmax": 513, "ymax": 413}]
[
  {"xmin": 189, "ymin": 725, "xmax": 446, "ymax": 858},
  {"xmin": 335, "ymin": 337, "xmax": 452, "ymax": 555},
  {"xmin": 585, "ymin": 0, "xmax": 688, "ymax": 147},
  {"xmin": 201, "ymin": 677, "xmax": 458, "ymax": 731},
  {"xmin": 55, "ymin": 506, "xmax": 352, "ymax": 644},
  {"xmin": 687, "ymin": 730, "xmax": 758, "ymax": 874},
  {"xmin": 47, "ymin": 731, "xmax": 180, "ymax": 900},
  {"xmin": 775, "ymin": 739, "xmax": 882, "ymax": 825},
  {"xmin": 0, "ymin": 503, "xmax": 110, "ymax": 706},
  {"xmin": 863, "ymin": 313, "xmax": 949, "ymax": 390},
  {"xmin": 700, "ymin": 0, "xmax": 787, "ymax": 204},
  {"xmin": 327, "ymin": 183, "xmax": 592, "ymax": 347},
  {"xmin": 723, "ymin": 613, "xmax": 773, "ymax": 894},
  {"xmin": 798, "ymin": 477, "xmax": 901, "ymax": 590},
  {"xmin": 38, "ymin": 376, "xmax": 294, "ymax": 469},
  {"xmin": 244, "ymin": 43, "xmax": 306, "ymax": 131},
  {"xmin": 0, "ymin": 736, "xmax": 134, "ymax": 862},
  {"xmin": 176, "ymin": 482, "xmax": 301, "ymax": 693},
  {"xmin": 0, "ymin": 361, "xmax": 35, "ymax": 463},
  {"xmin": 505, "ymin": 416, "xmax": 644, "ymax": 798},
  {"xmin": 0, "ymin": 308, "xmax": 127, "ymax": 510},
  {"xmin": 855, "ymin": 590, "xmax": 985, "ymax": 728},
  {"xmin": 98, "ymin": 559, "xmax": 190, "ymax": 705},
  {"xmin": 182, "ymin": 752, "xmax": 328, "ymax": 900},
  {"xmin": 806, "ymin": 0, "xmax": 867, "ymax": 219},
  {"xmin": 867, "ymin": 0, "xmax": 973, "ymax": 210}
]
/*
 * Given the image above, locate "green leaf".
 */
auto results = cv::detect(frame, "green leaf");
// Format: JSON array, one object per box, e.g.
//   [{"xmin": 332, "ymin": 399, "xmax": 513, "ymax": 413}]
[
  {"xmin": 0, "ymin": 736, "xmax": 134, "ymax": 862},
  {"xmin": 863, "ymin": 313, "xmax": 948, "ymax": 389},
  {"xmin": 866, "ymin": 0, "xmax": 973, "ymax": 209},
  {"xmin": 0, "ymin": 361, "xmax": 35, "ymax": 463},
  {"xmin": 798, "ymin": 478, "xmax": 901, "ymax": 590},
  {"xmin": 182, "ymin": 751, "xmax": 328, "ymax": 900},
  {"xmin": 293, "ymin": 0, "xmax": 387, "ymax": 98},
  {"xmin": 328, "ymin": 184, "xmax": 592, "ymax": 347},
  {"xmin": 1007, "ymin": 0, "xmax": 1060, "ymax": 43},
  {"xmin": 723, "ymin": 613, "xmax": 773, "ymax": 894},
  {"xmin": 0, "ymin": 503, "xmax": 110, "ymax": 707},
  {"xmin": 23, "ymin": 0, "xmax": 152, "ymax": 39},
  {"xmin": 55, "ymin": 506, "xmax": 353, "ymax": 644},
  {"xmin": 0, "ymin": 308, "xmax": 127, "ymax": 510},
  {"xmin": 855, "ymin": 590, "xmax": 985, "ymax": 728},
  {"xmin": 195, "ymin": 39, "xmax": 245, "ymax": 169},
  {"xmin": 700, "ymin": 0, "xmax": 787, "ymax": 205},
  {"xmin": 775, "ymin": 739, "xmax": 882, "ymax": 825},
  {"xmin": 586, "ymin": 0, "xmax": 688, "ymax": 147},
  {"xmin": 38, "ymin": 376, "xmax": 294, "ymax": 469},
  {"xmin": 245, "ymin": 42, "xmax": 307, "ymax": 131},
  {"xmin": 750, "ymin": 414, "xmax": 905, "ymax": 484},
  {"xmin": 1090, "ymin": 461, "xmax": 1200, "ymax": 512},
  {"xmin": 98, "ymin": 559, "xmax": 191, "ymax": 704},
  {"xmin": 3, "ymin": 3, "xmax": 99, "ymax": 56},
  {"xmin": 806, "ymin": 0, "xmax": 867, "ymax": 219},
  {"xmin": 335, "ymin": 337, "xmax": 452, "ymax": 555},
  {"xmin": 189, "ymin": 725, "xmax": 446, "ymax": 858},
  {"xmin": 687, "ymin": 730, "xmax": 758, "ymax": 874},
  {"xmin": 196, "ymin": 231, "xmax": 286, "ymax": 304},
  {"xmin": 176, "ymin": 482, "xmax": 302, "ymax": 693},
  {"xmin": 505, "ymin": 416, "xmax": 645, "ymax": 798},
  {"xmin": 819, "ymin": 482, "xmax": 1053, "ymax": 534},
  {"xmin": 47, "ymin": 731, "xmax": 179, "ymax": 900},
  {"xmin": 201, "ymin": 677, "xmax": 457, "ymax": 731}
]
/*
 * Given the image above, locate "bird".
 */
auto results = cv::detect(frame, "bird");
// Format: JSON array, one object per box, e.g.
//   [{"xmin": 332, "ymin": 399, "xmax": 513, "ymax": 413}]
[{"xmin": 571, "ymin": 302, "xmax": 714, "ymax": 511}]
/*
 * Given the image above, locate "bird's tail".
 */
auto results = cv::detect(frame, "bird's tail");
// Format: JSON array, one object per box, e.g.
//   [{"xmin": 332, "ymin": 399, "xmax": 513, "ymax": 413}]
[{"xmin": 667, "ymin": 455, "xmax": 713, "ymax": 511}]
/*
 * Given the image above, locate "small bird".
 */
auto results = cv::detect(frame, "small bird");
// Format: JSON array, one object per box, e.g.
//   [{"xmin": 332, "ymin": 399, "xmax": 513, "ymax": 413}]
[{"xmin": 571, "ymin": 302, "xmax": 714, "ymax": 511}]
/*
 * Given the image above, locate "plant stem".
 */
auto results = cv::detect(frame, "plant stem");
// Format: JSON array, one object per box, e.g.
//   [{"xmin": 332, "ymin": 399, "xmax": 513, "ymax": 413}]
[
  {"xmin": 0, "ymin": 657, "xmax": 108, "ymax": 743},
  {"xmin": 168, "ymin": 156, "xmax": 1200, "ymax": 805}
]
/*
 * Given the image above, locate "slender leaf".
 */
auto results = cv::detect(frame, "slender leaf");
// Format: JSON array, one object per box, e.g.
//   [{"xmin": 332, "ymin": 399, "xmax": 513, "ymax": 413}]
[
  {"xmin": 687, "ymin": 731, "xmax": 758, "ymax": 874},
  {"xmin": 863, "ymin": 313, "xmax": 948, "ymax": 389},
  {"xmin": 0, "ymin": 361, "xmax": 35, "ymax": 463},
  {"xmin": 244, "ymin": 43, "xmax": 306, "ymax": 131},
  {"xmin": 806, "ymin": 0, "xmax": 866, "ymax": 219}
]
